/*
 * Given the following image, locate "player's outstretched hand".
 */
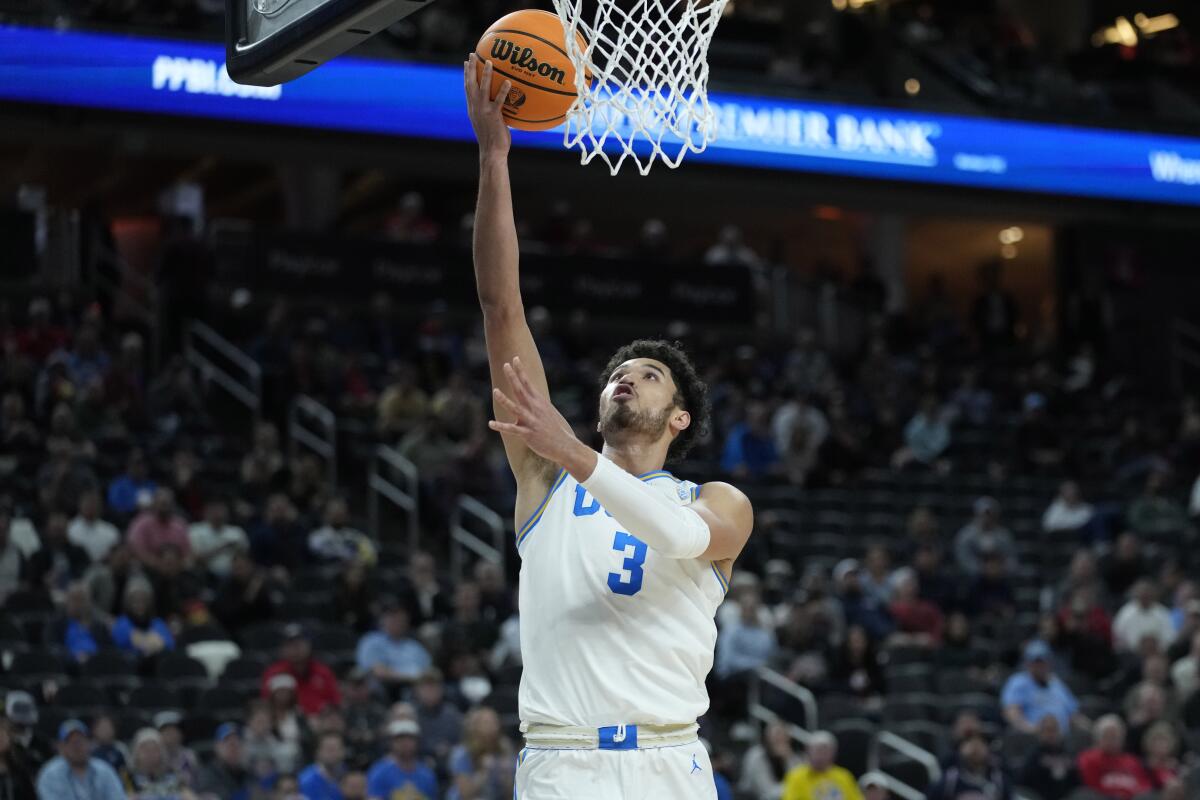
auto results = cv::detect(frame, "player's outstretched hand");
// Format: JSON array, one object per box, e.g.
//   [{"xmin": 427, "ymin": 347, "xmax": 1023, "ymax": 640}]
[
  {"xmin": 489, "ymin": 356, "xmax": 582, "ymax": 467},
  {"xmin": 465, "ymin": 54, "xmax": 512, "ymax": 159}
]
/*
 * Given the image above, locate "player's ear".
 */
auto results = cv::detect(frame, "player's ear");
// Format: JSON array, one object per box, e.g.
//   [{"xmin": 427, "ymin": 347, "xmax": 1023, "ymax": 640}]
[{"xmin": 671, "ymin": 409, "xmax": 691, "ymax": 435}]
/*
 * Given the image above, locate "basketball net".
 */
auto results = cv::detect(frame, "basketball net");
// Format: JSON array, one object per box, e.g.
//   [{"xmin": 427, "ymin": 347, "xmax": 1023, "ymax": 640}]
[{"xmin": 552, "ymin": 0, "xmax": 730, "ymax": 176}]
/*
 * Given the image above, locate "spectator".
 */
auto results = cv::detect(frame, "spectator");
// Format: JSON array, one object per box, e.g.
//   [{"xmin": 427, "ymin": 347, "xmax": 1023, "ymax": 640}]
[
  {"xmin": 356, "ymin": 598, "xmax": 432, "ymax": 690},
  {"xmin": 927, "ymin": 732, "xmax": 1012, "ymax": 800},
  {"xmin": 341, "ymin": 668, "xmax": 385, "ymax": 766},
  {"xmin": 830, "ymin": 624, "xmax": 886, "ymax": 703},
  {"xmin": 0, "ymin": 716, "xmax": 35, "ymax": 800},
  {"xmin": 194, "ymin": 723, "xmax": 254, "ymax": 800},
  {"xmin": 859, "ymin": 773, "xmax": 891, "ymax": 800},
  {"xmin": 912, "ymin": 545, "xmax": 958, "ymax": 621},
  {"xmin": 782, "ymin": 328, "xmax": 831, "ymax": 397},
  {"xmin": 0, "ymin": 502, "xmax": 27, "ymax": 603},
  {"xmin": 781, "ymin": 730, "xmax": 862, "ymax": 800},
  {"xmin": 121, "ymin": 727, "xmax": 188, "ymax": 798},
  {"xmin": 1077, "ymin": 715, "xmax": 1154, "ymax": 800},
  {"xmin": 106, "ymin": 449, "xmax": 156, "ymax": 518},
  {"xmin": 262, "ymin": 624, "xmax": 342, "ymax": 716},
  {"xmin": 46, "ymin": 581, "xmax": 111, "ymax": 663},
  {"xmin": 62, "ymin": 324, "xmax": 109, "ymax": 387},
  {"xmin": 27, "ymin": 510, "xmax": 90, "ymax": 597},
  {"xmin": 715, "ymin": 586, "xmax": 777, "ymax": 679},
  {"xmin": 90, "ymin": 714, "xmax": 129, "ymax": 774},
  {"xmin": 704, "ymin": 225, "xmax": 762, "ymax": 268},
  {"xmin": 472, "ymin": 561, "xmax": 512, "ymax": 624},
  {"xmin": 1102, "ymin": 533, "xmax": 1149, "ymax": 600},
  {"xmin": 187, "ymin": 497, "xmax": 248, "ymax": 580},
  {"xmin": 399, "ymin": 551, "xmax": 449, "ymax": 628},
  {"xmin": 771, "ymin": 391, "xmax": 828, "ymax": 485},
  {"xmin": 298, "ymin": 732, "xmax": 346, "ymax": 800},
  {"xmin": 907, "ymin": 505, "xmax": 943, "ymax": 555},
  {"xmin": 1122, "ymin": 682, "xmax": 1169, "ymax": 759},
  {"xmin": 888, "ymin": 567, "xmax": 944, "ymax": 645},
  {"xmin": 859, "ymin": 544, "xmax": 892, "ymax": 606},
  {"xmin": 111, "ymin": 577, "xmax": 175, "ymax": 659},
  {"xmin": 970, "ymin": 260, "xmax": 1019, "ymax": 352},
  {"xmin": 1041, "ymin": 480, "xmax": 1096, "ymax": 536},
  {"xmin": 1000, "ymin": 640, "xmax": 1085, "ymax": 734},
  {"xmin": 954, "ymin": 497, "xmax": 1016, "ymax": 576},
  {"xmin": 242, "ymin": 701, "xmax": 298, "ymax": 778},
  {"xmin": 366, "ymin": 720, "xmax": 438, "ymax": 800},
  {"xmin": 249, "ymin": 494, "xmax": 308, "ymax": 574},
  {"xmin": 948, "ymin": 368, "xmax": 993, "ymax": 426},
  {"xmin": 440, "ymin": 583, "xmax": 499, "ymax": 663},
  {"xmin": 15, "ymin": 296, "xmax": 68, "ymax": 362},
  {"xmin": 35, "ymin": 720, "xmax": 126, "ymax": 800},
  {"xmin": 334, "ymin": 561, "xmax": 375, "ymax": 634},
  {"xmin": 68, "ymin": 489, "xmax": 119, "ymax": 563},
  {"xmin": 6, "ymin": 692, "xmax": 52, "ymax": 770},
  {"xmin": 307, "ymin": 497, "xmax": 377, "ymax": 568},
  {"xmin": 1056, "ymin": 586, "xmax": 1117, "ymax": 680},
  {"xmin": 265, "ymin": 675, "xmax": 312, "ymax": 774},
  {"xmin": 383, "ymin": 191, "xmax": 439, "ymax": 244},
  {"xmin": 1128, "ymin": 469, "xmax": 1188, "ymax": 537},
  {"xmin": 738, "ymin": 721, "xmax": 801, "ymax": 800},
  {"xmin": 412, "ymin": 669, "xmax": 462, "ymax": 765},
  {"xmin": 447, "ymin": 708, "xmax": 513, "ymax": 800},
  {"xmin": 1018, "ymin": 715, "xmax": 1079, "ymax": 800},
  {"xmin": 126, "ymin": 488, "xmax": 191, "ymax": 575},
  {"xmin": 1141, "ymin": 721, "xmax": 1182, "ymax": 792},
  {"xmin": 893, "ymin": 393, "xmax": 951, "ymax": 470},
  {"xmin": 720, "ymin": 402, "xmax": 780, "ymax": 479},
  {"xmin": 1170, "ymin": 630, "xmax": 1200, "ymax": 697},
  {"xmin": 210, "ymin": 552, "xmax": 279, "ymax": 635},
  {"xmin": 965, "ymin": 550, "xmax": 1016, "ymax": 624},
  {"xmin": 339, "ymin": 771, "xmax": 367, "ymax": 800},
  {"xmin": 153, "ymin": 711, "xmax": 198, "ymax": 789},
  {"xmin": 377, "ymin": 362, "xmax": 429, "ymax": 439},
  {"xmin": 1111, "ymin": 580, "xmax": 1175, "ymax": 654},
  {"xmin": 240, "ymin": 422, "xmax": 285, "ymax": 490},
  {"xmin": 834, "ymin": 559, "xmax": 893, "ymax": 642}
]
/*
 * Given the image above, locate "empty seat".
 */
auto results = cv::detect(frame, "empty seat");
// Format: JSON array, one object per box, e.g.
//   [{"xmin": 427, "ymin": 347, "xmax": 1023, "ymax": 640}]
[
  {"xmin": 53, "ymin": 683, "xmax": 112, "ymax": 714},
  {"xmin": 891, "ymin": 721, "xmax": 947, "ymax": 757},
  {"xmin": 881, "ymin": 754, "xmax": 934, "ymax": 793},
  {"xmin": 197, "ymin": 686, "xmax": 248, "ymax": 719},
  {"xmin": 79, "ymin": 650, "xmax": 141, "ymax": 692},
  {"xmin": 220, "ymin": 657, "xmax": 269, "ymax": 684},
  {"xmin": 829, "ymin": 718, "xmax": 875, "ymax": 778},
  {"xmin": 155, "ymin": 653, "xmax": 211, "ymax": 688},
  {"xmin": 128, "ymin": 684, "xmax": 183, "ymax": 713},
  {"xmin": 9, "ymin": 651, "xmax": 68, "ymax": 682}
]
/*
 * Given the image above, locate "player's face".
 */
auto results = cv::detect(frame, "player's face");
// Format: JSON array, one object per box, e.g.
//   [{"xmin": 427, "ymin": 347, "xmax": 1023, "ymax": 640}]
[{"xmin": 598, "ymin": 358, "xmax": 689, "ymax": 445}]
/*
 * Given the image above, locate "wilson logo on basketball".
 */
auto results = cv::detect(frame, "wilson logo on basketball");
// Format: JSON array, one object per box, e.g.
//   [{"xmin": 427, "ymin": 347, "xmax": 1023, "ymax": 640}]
[{"xmin": 491, "ymin": 38, "xmax": 567, "ymax": 85}]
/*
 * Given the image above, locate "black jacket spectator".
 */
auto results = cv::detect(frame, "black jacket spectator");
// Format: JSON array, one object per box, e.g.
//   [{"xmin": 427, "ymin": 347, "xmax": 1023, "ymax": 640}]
[{"xmin": 27, "ymin": 512, "xmax": 90, "ymax": 594}]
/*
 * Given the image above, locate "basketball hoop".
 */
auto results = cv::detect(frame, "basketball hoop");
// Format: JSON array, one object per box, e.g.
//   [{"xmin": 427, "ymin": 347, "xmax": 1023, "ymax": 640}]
[{"xmin": 552, "ymin": 0, "xmax": 730, "ymax": 176}]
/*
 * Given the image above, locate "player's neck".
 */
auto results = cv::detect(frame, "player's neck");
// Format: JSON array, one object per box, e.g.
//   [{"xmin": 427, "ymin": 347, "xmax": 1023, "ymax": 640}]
[{"xmin": 600, "ymin": 441, "xmax": 667, "ymax": 478}]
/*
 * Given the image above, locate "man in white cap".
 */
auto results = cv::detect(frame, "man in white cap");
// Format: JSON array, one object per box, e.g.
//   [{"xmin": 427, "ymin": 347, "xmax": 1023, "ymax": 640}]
[
  {"xmin": 35, "ymin": 720, "xmax": 126, "ymax": 800},
  {"xmin": 6, "ymin": 691, "xmax": 52, "ymax": 768},
  {"xmin": 366, "ymin": 720, "xmax": 437, "ymax": 799}
]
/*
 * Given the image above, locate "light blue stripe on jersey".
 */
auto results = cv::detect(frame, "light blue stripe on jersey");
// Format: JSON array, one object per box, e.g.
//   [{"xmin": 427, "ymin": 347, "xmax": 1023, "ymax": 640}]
[
  {"xmin": 516, "ymin": 469, "xmax": 568, "ymax": 548},
  {"xmin": 711, "ymin": 563, "xmax": 729, "ymax": 593}
]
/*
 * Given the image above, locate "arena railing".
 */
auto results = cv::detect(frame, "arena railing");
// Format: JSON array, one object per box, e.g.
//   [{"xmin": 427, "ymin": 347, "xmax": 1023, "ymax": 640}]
[
  {"xmin": 877, "ymin": 730, "xmax": 942, "ymax": 800},
  {"xmin": 748, "ymin": 666, "xmax": 818, "ymax": 733},
  {"xmin": 287, "ymin": 395, "xmax": 337, "ymax": 487},
  {"xmin": 367, "ymin": 445, "xmax": 420, "ymax": 553},
  {"xmin": 184, "ymin": 320, "xmax": 262, "ymax": 419},
  {"xmin": 1171, "ymin": 317, "xmax": 1200, "ymax": 394},
  {"xmin": 449, "ymin": 495, "xmax": 506, "ymax": 581}
]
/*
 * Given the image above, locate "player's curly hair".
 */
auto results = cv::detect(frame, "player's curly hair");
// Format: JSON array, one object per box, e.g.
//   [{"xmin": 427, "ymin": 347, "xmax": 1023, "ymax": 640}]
[{"xmin": 599, "ymin": 339, "xmax": 710, "ymax": 463}]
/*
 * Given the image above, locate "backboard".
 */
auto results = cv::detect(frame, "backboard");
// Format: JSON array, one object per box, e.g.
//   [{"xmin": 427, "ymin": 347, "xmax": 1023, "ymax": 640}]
[{"xmin": 226, "ymin": 0, "xmax": 436, "ymax": 86}]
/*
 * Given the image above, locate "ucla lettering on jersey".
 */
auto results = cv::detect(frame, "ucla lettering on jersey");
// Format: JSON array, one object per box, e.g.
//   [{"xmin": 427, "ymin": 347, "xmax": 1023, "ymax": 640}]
[{"xmin": 516, "ymin": 469, "xmax": 728, "ymax": 728}]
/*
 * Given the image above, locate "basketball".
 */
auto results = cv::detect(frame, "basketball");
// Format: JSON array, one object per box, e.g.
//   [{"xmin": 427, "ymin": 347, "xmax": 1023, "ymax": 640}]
[{"xmin": 475, "ymin": 10, "xmax": 588, "ymax": 132}]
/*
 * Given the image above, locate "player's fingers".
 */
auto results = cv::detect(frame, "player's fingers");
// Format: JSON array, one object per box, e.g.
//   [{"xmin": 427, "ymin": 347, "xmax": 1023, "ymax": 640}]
[
  {"xmin": 488, "ymin": 419, "xmax": 528, "ymax": 436},
  {"xmin": 481, "ymin": 59, "xmax": 495, "ymax": 95},
  {"xmin": 492, "ymin": 387, "xmax": 523, "ymax": 415},
  {"xmin": 493, "ymin": 80, "xmax": 512, "ymax": 109},
  {"xmin": 502, "ymin": 362, "xmax": 531, "ymax": 402},
  {"xmin": 510, "ymin": 356, "xmax": 539, "ymax": 398}
]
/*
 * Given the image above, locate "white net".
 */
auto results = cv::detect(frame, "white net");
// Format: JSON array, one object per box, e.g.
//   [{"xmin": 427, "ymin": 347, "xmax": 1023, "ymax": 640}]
[{"xmin": 551, "ymin": 0, "xmax": 730, "ymax": 175}]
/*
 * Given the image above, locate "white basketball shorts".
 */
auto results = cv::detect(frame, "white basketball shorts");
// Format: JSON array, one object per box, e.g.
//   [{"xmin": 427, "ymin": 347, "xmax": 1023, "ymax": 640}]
[{"xmin": 514, "ymin": 744, "xmax": 718, "ymax": 800}]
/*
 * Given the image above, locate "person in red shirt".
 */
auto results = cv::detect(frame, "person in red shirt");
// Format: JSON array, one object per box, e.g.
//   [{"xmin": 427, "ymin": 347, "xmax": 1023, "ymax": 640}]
[
  {"xmin": 127, "ymin": 488, "xmax": 192, "ymax": 573},
  {"xmin": 887, "ymin": 567, "xmax": 944, "ymax": 645},
  {"xmin": 261, "ymin": 623, "xmax": 342, "ymax": 716},
  {"xmin": 1077, "ymin": 715, "xmax": 1153, "ymax": 799}
]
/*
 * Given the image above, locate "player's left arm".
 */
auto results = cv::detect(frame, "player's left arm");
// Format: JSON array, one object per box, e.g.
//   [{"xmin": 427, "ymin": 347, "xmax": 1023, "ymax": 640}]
[{"xmin": 690, "ymin": 481, "xmax": 754, "ymax": 562}]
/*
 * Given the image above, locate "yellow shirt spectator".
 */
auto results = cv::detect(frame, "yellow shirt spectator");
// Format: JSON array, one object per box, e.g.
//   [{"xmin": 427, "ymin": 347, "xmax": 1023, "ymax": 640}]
[{"xmin": 781, "ymin": 763, "xmax": 864, "ymax": 800}]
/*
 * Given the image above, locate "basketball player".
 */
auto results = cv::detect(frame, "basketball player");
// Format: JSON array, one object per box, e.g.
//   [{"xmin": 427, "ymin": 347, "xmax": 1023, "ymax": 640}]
[{"xmin": 465, "ymin": 55, "xmax": 755, "ymax": 799}]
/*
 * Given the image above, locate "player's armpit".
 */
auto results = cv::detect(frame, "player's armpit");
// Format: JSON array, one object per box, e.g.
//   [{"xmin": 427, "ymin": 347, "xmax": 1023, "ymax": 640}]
[{"xmin": 692, "ymin": 482, "xmax": 754, "ymax": 562}]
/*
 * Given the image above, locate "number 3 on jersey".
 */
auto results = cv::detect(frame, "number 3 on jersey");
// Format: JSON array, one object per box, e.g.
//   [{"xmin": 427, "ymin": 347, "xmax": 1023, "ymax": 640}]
[{"xmin": 608, "ymin": 531, "xmax": 647, "ymax": 596}]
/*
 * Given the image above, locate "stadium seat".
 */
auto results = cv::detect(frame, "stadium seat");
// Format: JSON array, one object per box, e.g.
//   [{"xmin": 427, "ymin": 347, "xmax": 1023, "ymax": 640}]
[
  {"xmin": 79, "ymin": 650, "xmax": 141, "ymax": 693},
  {"xmin": 829, "ymin": 718, "xmax": 876, "ymax": 778},
  {"xmin": 883, "ymin": 693, "xmax": 939, "ymax": 724},
  {"xmin": 1002, "ymin": 730, "xmax": 1038, "ymax": 764},
  {"xmin": 885, "ymin": 665, "xmax": 933, "ymax": 694},
  {"xmin": 8, "ymin": 651, "xmax": 68, "ymax": 683},
  {"xmin": 311, "ymin": 626, "xmax": 357, "ymax": 658},
  {"xmin": 891, "ymin": 721, "xmax": 947, "ymax": 756},
  {"xmin": 220, "ymin": 656, "xmax": 269, "ymax": 685},
  {"xmin": 817, "ymin": 694, "xmax": 862, "ymax": 727},
  {"xmin": 155, "ymin": 653, "xmax": 212, "ymax": 688},
  {"xmin": 53, "ymin": 683, "xmax": 112, "ymax": 715},
  {"xmin": 180, "ymin": 712, "xmax": 218, "ymax": 745},
  {"xmin": 880, "ymin": 753, "xmax": 933, "ymax": 794},
  {"xmin": 197, "ymin": 686, "xmax": 249, "ymax": 720},
  {"xmin": 177, "ymin": 623, "xmax": 232, "ymax": 647},
  {"xmin": 128, "ymin": 684, "xmax": 183, "ymax": 713},
  {"xmin": 115, "ymin": 710, "xmax": 153, "ymax": 740}
]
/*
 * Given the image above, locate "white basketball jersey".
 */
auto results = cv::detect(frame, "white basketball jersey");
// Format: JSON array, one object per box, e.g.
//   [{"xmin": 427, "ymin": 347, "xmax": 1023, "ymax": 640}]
[{"xmin": 515, "ymin": 468, "xmax": 730, "ymax": 728}]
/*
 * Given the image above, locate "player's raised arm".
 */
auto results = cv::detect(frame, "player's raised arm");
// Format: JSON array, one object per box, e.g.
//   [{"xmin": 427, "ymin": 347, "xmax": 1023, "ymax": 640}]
[{"xmin": 465, "ymin": 54, "xmax": 554, "ymax": 487}]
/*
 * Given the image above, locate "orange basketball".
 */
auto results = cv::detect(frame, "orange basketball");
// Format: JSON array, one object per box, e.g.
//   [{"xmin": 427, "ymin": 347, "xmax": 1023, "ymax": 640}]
[{"xmin": 476, "ymin": 10, "xmax": 588, "ymax": 132}]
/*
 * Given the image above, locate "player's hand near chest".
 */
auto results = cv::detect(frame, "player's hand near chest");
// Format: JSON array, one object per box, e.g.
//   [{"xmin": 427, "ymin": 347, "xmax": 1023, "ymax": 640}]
[{"xmin": 490, "ymin": 357, "xmax": 753, "ymax": 563}]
